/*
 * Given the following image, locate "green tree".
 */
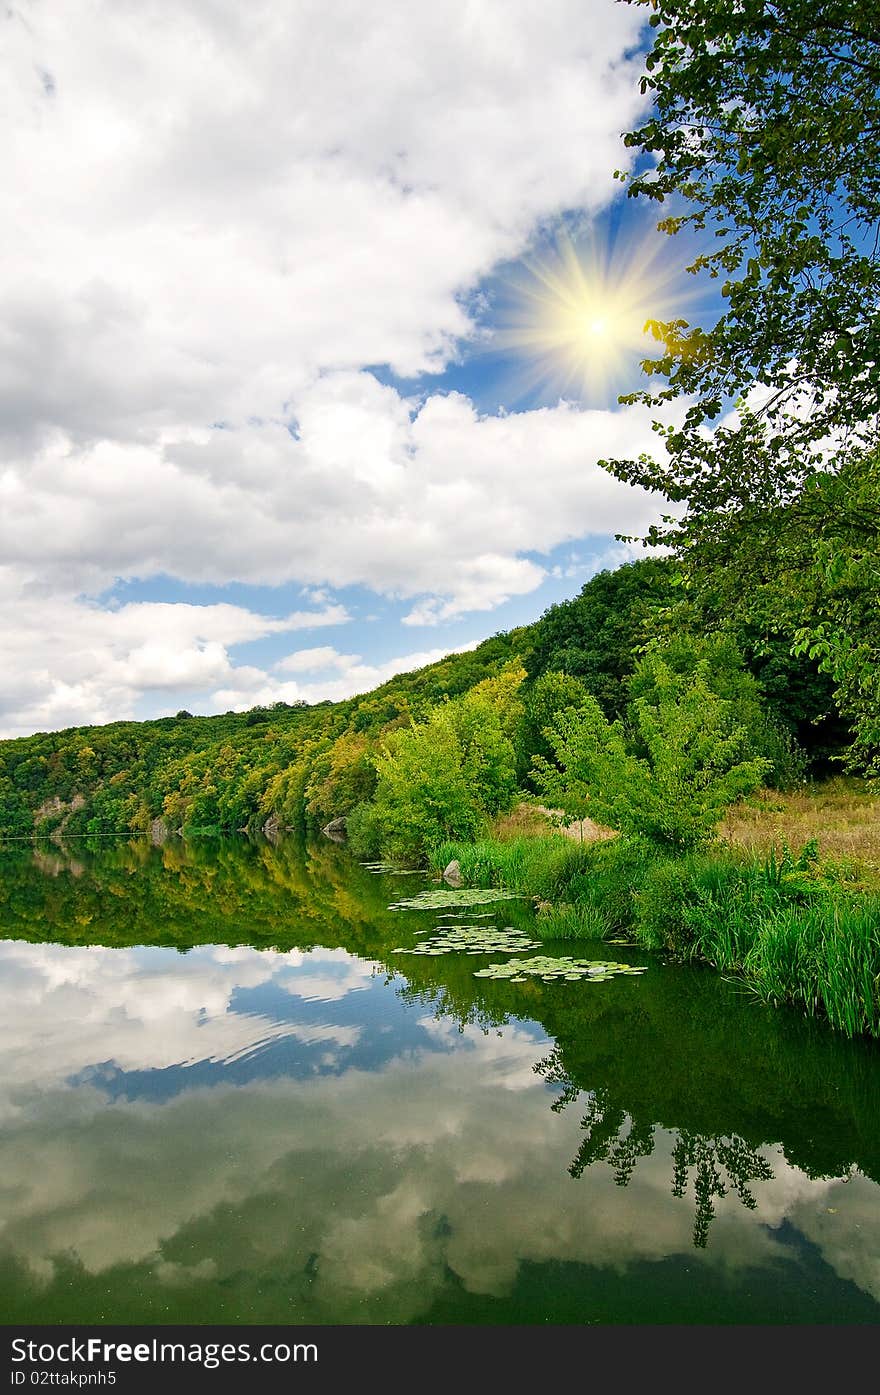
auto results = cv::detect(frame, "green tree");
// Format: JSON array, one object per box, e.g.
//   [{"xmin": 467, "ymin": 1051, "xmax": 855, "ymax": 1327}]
[
  {"xmin": 354, "ymin": 664, "xmax": 526, "ymax": 861},
  {"xmin": 518, "ymin": 670, "xmax": 591, "ymax": 784},
  {"xmin": 525, "ymin": 559, "xmax": 680, "ymax": 716},
  {"xmin": 788, "ymin": 453, "xmax": 880, "ymax": 770},
  {"xmin": 628, "ymin": 633, "xmax": 806, "ymax": 787},
  {"xmin": 604, "ymin": 0, "xmax": 880, "ymax": 509},
  {"xmin": 534, "ymin": 656, "xmax": 770, "ymax": 850},
  {"xmin": 305, "ymin": 730, "xmax": 377, "ymax": 824},
  {"xmin": 661, "ymin": 446, "xmax": 880, "ymax": 769}
]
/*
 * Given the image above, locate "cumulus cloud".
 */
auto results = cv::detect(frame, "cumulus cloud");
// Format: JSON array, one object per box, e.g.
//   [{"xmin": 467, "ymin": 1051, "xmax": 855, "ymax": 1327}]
[
  {"xmin": 0, "ymin": 595, "xmax": 357, "ymax": 735},
  {"xmin": 0, "ymin": 585, "xmax": 483, "ymax": 736},
  {"xmin": 2, "ymin": 378, "xmax": 670, "ymax": 604},
  {"xmin": 2, "ymin": 0, "xmax": 675, "ymax": 733},
  {"xmin": 3, "ymin": 0, "xmax": 648, "ymax": 451},
  {"xmin": 275, "ymin": 647, "xmax": 358, "ymax": 675}
]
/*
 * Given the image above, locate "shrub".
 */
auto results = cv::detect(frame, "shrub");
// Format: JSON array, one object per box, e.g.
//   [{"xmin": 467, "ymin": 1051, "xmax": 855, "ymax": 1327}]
[
  {"xmin": 534, "ymin": 655, "xmax": 771, "ymax": 851},
  {"xmin": 363, "ymin": 664, "xmax": 525, "ymax": 861}
]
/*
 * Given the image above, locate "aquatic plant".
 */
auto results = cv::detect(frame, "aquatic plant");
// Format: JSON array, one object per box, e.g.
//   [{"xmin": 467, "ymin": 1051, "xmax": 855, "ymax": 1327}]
[
  {"xmin": 473, "ymin": 956, "xmax": 647, "ymax": 983},
  {"xmin": 392, "ymin": 925, "xmax": 541, "ymax": 956},
  {"xmin": 360, "ymin": 862, "xmax": 422, "ymax": 875},
  {"xmin": 388, "ymin": 887, "xmax": 524, "ymax": 911}
]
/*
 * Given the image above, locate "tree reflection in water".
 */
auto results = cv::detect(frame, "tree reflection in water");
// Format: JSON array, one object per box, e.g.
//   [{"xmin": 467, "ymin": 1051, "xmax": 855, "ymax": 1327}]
[{"xmin": 536, "ymin": 1047, "xmax": 776, "ymax": 1248}]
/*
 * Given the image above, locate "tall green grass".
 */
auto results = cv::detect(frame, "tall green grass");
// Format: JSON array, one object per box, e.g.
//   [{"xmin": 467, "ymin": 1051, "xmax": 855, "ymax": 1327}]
[
  {"xmin": 432, "ymin": 835, "xmax": 592, "ymax": 900},
  {"xmin": 434, "ymin": 832, "xmax": 880, "ymax": 1038}
]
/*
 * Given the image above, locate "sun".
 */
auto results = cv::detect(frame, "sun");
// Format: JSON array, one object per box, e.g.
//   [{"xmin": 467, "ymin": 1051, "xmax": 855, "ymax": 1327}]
[{"xmin": 493, "ymin": 227, "xmax": 688, "ymax": 403}]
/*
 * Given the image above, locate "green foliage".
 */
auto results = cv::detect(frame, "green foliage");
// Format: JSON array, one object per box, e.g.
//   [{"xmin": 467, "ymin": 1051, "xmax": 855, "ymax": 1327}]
[
  {"xmin": 342, "ymin": 799, "xmax": 384, "ymax": 857},
  {"xmin": 596, "ymin": 3, "xmax": 880, "ymax": 777},
  {"xmin": 370, "ymin": 709, "xmax": 484, "ymax": 859},
  {"xmin": 432, "ymin": 834, "xmax": 594, "ymax": 901},
  {"xmin": 0, "ymin": 545, "xmax": 851, "ymax": 849},
  {"xmin": 560, "ymin": 836, "xmax": 663, "ymax": 934},
  {"xmin": 629, "ymin": 634, "xmax": 807, "ymax": 788},
  {"xmin": 742, "ymin": 902, "xmax": 880, "ymax": 1038},
  {"xmin": 759, "ymin": 838, "xmax": 820, "ymax": 892},
  {"xmin": 525, "ymin": 559, "xmax": 681, "ymax": 716},
  {"xmin": 533, "ymin": 902, "xmax": 611, "ymax": 940},
  {"xmin": 517, "ymin": 669, "xmax": 590, "ymax": 784},
  {"xmin": 442, "ymin": 828, "xmax": 880, "ymax": 1037},
  {"xmin": 633, "ymin": 846, "xmax": 880, "ymax": 1038},
  {"xmin": 788, "ymin": 451, "xmax": 880, "ymax": 772},
  {"xmin": 305, "ymin": 731, "xmax": 376, "ymax": 824},
  {"xmin": 356, "ymin": 664, "xmax": 526, "ymax": 861},
  {"xmin": 0, "ymin": 630, "xmax": 530, "ymax": 840},
  {"xmin": 607, "ymin": 0, "xmax": 880, "ymax": 496},
  {"xmin": 534, "ymin": 653, "xmax": 771, "ymax": 850},
  {"xmin": 660, "ymin": 447, "xmax": 880, "ymax": 772}
]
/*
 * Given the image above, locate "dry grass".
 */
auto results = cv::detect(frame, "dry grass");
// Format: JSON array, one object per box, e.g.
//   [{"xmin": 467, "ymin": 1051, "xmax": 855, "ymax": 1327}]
[
  {"xmin": 494, "ymin": 782, "xmax": 880, "ymax": 875},
  {"xmin": 490, "ymin": 782, "xmax": 880, "ymax": 882},
  {"xmin": 489, "ymin": 803, "xmax": 616, "ymax": 844},
  {"xmin": 488, "ymin": 804, "xmax": 559, "ymax": 841},
  {"xmin": 719, "ymin": 778, "xmax": 880, "ymax": 879}
]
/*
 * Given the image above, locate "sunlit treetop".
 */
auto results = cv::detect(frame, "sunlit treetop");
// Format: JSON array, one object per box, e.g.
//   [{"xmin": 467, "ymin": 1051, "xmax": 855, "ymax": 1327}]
[{"xmin": 600, "ymin": 0, "xmax": 880, "ymax": 511}]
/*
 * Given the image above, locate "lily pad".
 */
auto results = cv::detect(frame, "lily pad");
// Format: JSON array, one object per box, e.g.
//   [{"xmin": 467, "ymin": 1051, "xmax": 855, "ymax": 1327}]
[
  {"xmin": 473, "ymin": 955, "xmax": 648, "ymax": 984},
  {"xmin": 393, "ymin": 924, "xmax": 541, "ymax": 958},
  {"xmin": 389, "ymin": 888, "xmax": 524, "ymax": 911},
  {"xmin": 361, "ymin": 862, "xmax": 421, "ymax": 874}
]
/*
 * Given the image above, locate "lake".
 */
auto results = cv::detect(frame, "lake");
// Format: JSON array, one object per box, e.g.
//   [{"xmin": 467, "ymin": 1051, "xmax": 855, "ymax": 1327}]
[{"xmin": 0, "ymin": 835, "xmax": 878, "ymax": 1324}]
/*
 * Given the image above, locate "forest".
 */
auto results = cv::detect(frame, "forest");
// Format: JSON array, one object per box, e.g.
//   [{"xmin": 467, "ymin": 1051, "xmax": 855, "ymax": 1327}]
[{"xmin": 2, "ymin": 540, "xmax": 879, "ymax": 1037}]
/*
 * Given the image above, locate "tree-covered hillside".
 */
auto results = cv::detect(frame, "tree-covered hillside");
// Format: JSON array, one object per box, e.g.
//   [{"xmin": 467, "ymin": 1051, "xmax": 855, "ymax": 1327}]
[{"xmin": 0, "ymin": 558, "xmax": 847, "ymax": 848}]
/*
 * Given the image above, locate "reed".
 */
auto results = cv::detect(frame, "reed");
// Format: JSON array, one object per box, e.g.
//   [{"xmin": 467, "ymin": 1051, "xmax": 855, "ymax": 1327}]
[
  {"xmin": 431, "ymin": 834, "xmax": 591, "ymax": 900},
  {"xmin": 434, "ymin": 829, "xmax": 880, "ymax": 1038}
]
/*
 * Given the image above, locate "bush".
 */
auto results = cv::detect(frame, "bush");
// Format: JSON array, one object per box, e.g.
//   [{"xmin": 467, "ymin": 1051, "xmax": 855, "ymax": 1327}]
[
  {"xmin": 345, "ymin": 799, "xmax": 385, "ymax": 857},
  {"xmin": 363, "ymin": 664, "xmax": 526, "ymax": 861},
  {"xmin": 534, "ymin": 654, "xmax": 771, "ymax": 851}
]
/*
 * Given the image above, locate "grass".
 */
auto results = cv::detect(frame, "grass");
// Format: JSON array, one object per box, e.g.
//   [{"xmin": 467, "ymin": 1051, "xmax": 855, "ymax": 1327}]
[
  {"xmin": 432, "ymin": 834, "xmax": 592, "ymax": 901},
  {"xmin": 486, "ymin": 804, "xmax": 562, "ymax": 841},
  {"xmin": 740, "ymin": 903, "xmax": 880, "ymax": 1038},
  {"xmin": 487, "ymin": 802, "xmax": 616, "ymax": 844},
  {"xmin": 433, "ymin": 780, "xmax": 880, "ymax": 1039},
  {"xmin": 720, "ymin": 777, "xmax": 880, "ymax": 883}
]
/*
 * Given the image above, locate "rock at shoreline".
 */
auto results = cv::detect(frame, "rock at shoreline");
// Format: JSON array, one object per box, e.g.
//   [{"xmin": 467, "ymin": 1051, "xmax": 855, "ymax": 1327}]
[
  {"xmin": 322, "ymin": 817, "xmax": 347, "ymax": 841},
  {"xmin": 443, "ymin": 859, "xmax": 463, "ymax": 887},
  {"xmin": 150, "ymin": 817, "xmax": 169, "ymax": 846}
]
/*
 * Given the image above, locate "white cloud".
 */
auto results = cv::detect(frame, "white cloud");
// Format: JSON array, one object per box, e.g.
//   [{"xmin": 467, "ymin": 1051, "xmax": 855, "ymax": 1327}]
[
  {"xmin": 275, "ymin": 646, "xmax": 357, "ymax": 674},
  {"xmin": 1, "ymin": 0, "xmax": 676, "ymax": 734},
  {"xmin": 0, "ymin": 596, "xmax": 360, "ymax": 736},
  {"xmin": 3, "ymin": 0, "xmax": 648, "ymax": 451},
  {"xmin": 0, "ymin": 587, "xmax": 485, "ymax": 736},
  {"xmin": 2, "ymin": 378, "xmax": 670, "ymax": 603}
]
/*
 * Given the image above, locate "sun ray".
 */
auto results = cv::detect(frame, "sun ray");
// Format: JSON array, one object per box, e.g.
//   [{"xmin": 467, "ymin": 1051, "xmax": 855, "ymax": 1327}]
[{"xmin": 491, "ymin": 225, "xmax": 695, "ymax": 405}]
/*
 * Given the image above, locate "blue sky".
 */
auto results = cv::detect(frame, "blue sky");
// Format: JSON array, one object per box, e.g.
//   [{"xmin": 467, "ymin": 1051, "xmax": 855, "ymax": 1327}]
[{"xmin": 1, "ymin": 0, "xmax": 723, "ymax": 736}]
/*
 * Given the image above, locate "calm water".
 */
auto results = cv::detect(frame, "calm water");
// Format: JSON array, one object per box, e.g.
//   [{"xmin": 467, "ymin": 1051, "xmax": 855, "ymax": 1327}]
[{"xmin": 0, "ymin": 835, "xmax": 878, "ymax": 1325}]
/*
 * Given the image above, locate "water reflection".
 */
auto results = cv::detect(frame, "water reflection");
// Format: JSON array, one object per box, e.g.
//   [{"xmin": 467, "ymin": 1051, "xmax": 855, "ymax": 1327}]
[
  {"xmin": 0, "ymin": 835, "xmax": 877, "ymax": 1323},
  {"xmin": 536, "ymin": 1052, "xmax": 780, "ymax": 1248}
]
